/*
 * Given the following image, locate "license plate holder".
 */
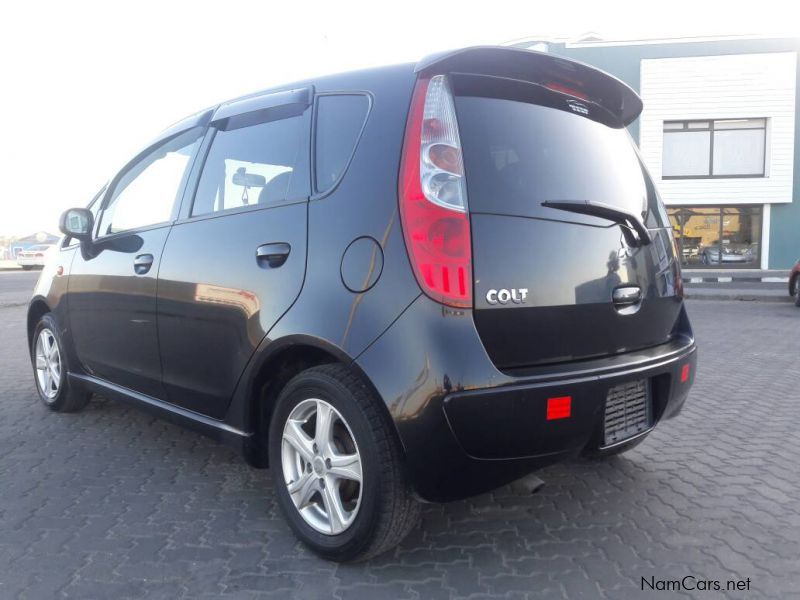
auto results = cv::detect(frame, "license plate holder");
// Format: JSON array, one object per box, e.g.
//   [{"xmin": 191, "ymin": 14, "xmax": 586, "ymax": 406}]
[{"xmin": 603, "ymin": 379, "xmax": 652, "ymax": 446}]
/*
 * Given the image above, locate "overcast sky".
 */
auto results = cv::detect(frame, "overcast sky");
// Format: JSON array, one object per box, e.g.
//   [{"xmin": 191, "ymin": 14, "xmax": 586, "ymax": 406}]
[{"xmin": 0, "ymin": 0, "xmax": 796, "ymax": 237}]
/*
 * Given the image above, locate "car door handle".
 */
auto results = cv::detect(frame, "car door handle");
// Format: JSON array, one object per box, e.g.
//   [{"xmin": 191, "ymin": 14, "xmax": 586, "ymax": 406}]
[
  {"xmin": 256, "ymin": 243, "xmax": 291, "ymax": 268},
  {"xmin": 133, "ymin": 253, "xmax": 154, "ymax": 275},
  {"xmin": 612, "ymin": 285, "xmax": 642, "ymax": 306}
]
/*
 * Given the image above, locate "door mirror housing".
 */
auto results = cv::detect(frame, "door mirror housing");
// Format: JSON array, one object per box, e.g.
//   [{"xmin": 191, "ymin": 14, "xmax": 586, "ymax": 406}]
[{"xmin": 59, "ymin": 208, "xmax": 94, "ymax": 241}]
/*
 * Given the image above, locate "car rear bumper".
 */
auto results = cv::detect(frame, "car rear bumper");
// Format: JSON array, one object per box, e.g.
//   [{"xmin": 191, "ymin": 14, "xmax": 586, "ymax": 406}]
[
  {"xmin": 356, "ymin": 294, "xmax": 696, "ymax": 502},
  {"xmin": 706, "ymin": 254, "xmax": 751, "ymax": 263},
  {"xmin": 17, "ymin": 257, "xmax": 44, "ymax": 266},
  {"xmin": 442, "ymin": 343, "xmax": 695, "ymax": 461},
  {"xmin": 720, "ymin": 256, "xmax": 751, "ymax": 262}
]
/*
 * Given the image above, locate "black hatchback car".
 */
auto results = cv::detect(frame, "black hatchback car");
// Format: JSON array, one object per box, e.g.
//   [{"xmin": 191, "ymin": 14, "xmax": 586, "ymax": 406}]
[{"xmin": 29, "ymin": 46, "xmax": 696, "ymax": 561}]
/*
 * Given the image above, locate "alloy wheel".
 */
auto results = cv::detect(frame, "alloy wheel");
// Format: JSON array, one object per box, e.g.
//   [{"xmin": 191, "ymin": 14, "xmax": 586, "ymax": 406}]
[
  {"xmin": 280, "ymin": 398, "xmax": 363, "ymax": 535},
  {"xmin": 35, "ymin": 328, "xmax": 61, "ymax": 401}
]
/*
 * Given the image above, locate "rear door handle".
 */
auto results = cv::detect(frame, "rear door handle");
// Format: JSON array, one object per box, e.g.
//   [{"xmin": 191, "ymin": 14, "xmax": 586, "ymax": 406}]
[
  {"xmin": 133, "ymin": 253, "xmax": 154, "ymax": 275},
  {"xmin": 256, "ymin": 243, "xmax": 291, "ymax": 268},
  {"xmin": 612, "ymin": 285, "xmax": 642, "ymax": 306}
]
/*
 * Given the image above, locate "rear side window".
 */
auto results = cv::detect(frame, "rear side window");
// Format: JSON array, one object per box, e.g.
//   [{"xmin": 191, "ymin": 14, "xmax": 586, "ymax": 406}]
[
  {"xmin": 192, "ymin": 111, "xmax": 309, "ymax": 216},
  {"xmin": 314, "ymin": 94, "xmax": 369, "ymax": 194},
  {"xmin": 453, "ymin": 75, "xmax": 665, "ymax": 227}
]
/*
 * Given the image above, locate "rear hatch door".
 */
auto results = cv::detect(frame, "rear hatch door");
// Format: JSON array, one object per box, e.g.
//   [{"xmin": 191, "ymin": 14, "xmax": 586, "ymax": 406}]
[{"xmin": 450, "ymin": 70, "xmax": 683, "ymax": 370}]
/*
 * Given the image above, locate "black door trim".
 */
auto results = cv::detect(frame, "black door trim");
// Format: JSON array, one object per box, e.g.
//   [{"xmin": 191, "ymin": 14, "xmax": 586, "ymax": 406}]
[{"xmin": 69, "ymin": 373, "xmax": 250, "ymax": 441}]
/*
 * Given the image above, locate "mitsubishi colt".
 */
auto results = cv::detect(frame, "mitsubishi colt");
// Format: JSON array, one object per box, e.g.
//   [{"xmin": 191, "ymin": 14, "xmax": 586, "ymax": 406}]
[{"xmin": 29, "ymin": 46, "xmax": 697, "ymax": 561}]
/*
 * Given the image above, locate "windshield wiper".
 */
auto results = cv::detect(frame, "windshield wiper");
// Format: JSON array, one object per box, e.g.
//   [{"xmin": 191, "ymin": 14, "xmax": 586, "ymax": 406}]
[{"xmin": 541, "ymin": 200, "xmax": 652, "ymax": 247}]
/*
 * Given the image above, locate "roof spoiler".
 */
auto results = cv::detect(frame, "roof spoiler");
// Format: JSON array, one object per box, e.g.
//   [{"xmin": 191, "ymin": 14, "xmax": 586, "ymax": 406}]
[{"xmin": 415, "ymin": 46, "xmax": 642, "ymax": 127}]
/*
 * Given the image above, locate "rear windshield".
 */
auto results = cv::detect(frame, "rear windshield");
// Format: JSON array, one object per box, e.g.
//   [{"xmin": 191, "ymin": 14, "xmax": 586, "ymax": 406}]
[{"xmin": 453, "ymin": 75, "xmax": 667, "ymax": 228}]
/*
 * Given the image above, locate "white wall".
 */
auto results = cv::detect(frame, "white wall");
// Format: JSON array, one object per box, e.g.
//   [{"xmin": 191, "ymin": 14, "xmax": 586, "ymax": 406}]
[{"xmin": 639, "ymin": 52, "xmax": 797, "ymax": 206}]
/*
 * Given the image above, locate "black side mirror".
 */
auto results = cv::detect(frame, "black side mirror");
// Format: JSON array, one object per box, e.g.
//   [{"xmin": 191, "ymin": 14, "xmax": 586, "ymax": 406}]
[{"xmin": 59, "ymin": 208, "xmax": 94, "ymax": 241}]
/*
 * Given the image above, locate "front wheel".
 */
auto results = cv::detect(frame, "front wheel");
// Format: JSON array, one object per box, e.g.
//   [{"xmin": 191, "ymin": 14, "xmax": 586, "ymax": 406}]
[
  {"xmin": 268, "ymin": 364, "xmax": 420, "ymax": 562},
  {"xmin": 31, "ymin": 314, "xmax": 90, "ymax": 412}
]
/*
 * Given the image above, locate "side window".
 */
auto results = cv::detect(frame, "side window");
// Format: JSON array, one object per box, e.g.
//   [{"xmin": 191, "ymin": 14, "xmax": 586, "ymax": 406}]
[
  {"xmin": 191, "ymin": 111, "xmax": 308, "ymax": 216},
  {"xmin": 314, "ymin": 95, "xmax": 369, "ymax": 194},
  {"xmin": 98, "ymin": 128, "xmax": 202, "ymax": 236}
]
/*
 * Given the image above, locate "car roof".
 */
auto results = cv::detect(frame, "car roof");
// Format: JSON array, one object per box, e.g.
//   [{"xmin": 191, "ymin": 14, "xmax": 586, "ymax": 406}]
[
  {"xmin": 160, "ymin": 62, "xmax": 417, "ymax": 140},
  {"xmin": 161, "ymin": 45, "xmax": 643, "ymax": 138}
]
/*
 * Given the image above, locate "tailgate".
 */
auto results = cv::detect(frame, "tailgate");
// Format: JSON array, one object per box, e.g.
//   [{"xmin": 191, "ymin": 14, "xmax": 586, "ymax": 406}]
[
  {"xmin": 449, "ymin": 69, "xmax": 682, "ymax": 369},
  {"xmin": 470, "ymin": 214, "xmax": 682, "ymax": 367}
]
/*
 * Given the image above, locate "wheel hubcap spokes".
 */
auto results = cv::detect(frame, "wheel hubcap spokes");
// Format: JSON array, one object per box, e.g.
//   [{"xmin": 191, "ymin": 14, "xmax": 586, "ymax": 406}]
[
  {"xmin": 281, "ymin": 398, "xmax": 363, "ymax": 535},
  {"xmin": 35, "ymin": 329, "xmax": 61, "ymax": 400}
]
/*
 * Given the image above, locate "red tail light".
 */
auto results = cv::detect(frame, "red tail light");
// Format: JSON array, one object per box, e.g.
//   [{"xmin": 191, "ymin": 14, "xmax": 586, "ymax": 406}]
[{"xmin": 399, "ymin": 75, "xmax": 472, "ymax": 308}]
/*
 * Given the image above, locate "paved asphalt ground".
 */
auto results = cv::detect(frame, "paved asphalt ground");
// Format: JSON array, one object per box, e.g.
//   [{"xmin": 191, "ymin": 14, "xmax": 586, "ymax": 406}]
[
  {"xmin": 1, "ymin": 271, "xmax": 799, "ymax": 599},
  {"xmin": 0, "ymin": 271, "xmax": 40, "ymax": 307}
]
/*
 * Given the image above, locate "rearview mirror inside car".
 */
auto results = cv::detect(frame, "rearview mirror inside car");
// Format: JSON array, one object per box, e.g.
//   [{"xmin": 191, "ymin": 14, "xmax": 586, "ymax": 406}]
[{"xmin": 232, "ymin": 168, "xmax": 266, "ymax": 188}]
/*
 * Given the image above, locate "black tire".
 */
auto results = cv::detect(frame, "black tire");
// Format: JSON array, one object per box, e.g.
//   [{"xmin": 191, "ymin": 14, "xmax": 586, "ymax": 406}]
[
  {"xmin": 582, "ymin": 435, "xmax": 647, "ymax": 459},
  {"xmin": 268, "ymin": 364, "xmax": 420, "ymax": 562},
  {"xmin": 30, "ymin": 313, "xmax": 90, "ymax": 412},
  {"xmin": 21, "ymin": 265, "xmax": 33, "ymax": 271},
  {"xmin": 793, "ymin": 276, "xmax": 800, "ymax": 307}
]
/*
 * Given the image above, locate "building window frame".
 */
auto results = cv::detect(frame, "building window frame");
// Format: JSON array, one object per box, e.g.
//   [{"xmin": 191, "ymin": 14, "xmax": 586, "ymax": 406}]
[{"xmin": 662, "ymin": 118, "xmax": 767, "ymax": 180}]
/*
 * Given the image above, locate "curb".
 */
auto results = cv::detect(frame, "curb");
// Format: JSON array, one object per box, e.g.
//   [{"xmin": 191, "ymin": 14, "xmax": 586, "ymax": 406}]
[
  {"xmin": 683, "ymin": 276, "xmax": 789, "ymax": 284},
  {"xmin": 681, "ymin": 269, "xmax": 791, "ymax": 284},
  {"xmin": 684, "ymin": 292, "xmax": 792, "ymax": 303}
]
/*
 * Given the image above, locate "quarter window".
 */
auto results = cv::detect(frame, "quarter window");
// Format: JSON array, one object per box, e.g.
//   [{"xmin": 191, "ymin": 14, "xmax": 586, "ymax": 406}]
[
  {"xmin": 98, "ymin": 128, "xmax": 202, "ymax": 235},
  {"xmin": 191, "ymin": 111, "xmax": 308, "ymax": 216},
  {"xmin": 88, "ymin": 185, "xmax": 106, "ymax": 221},
  {"xmin": 662, "ymin": 119, "xmax": 766, "ymax": 179},
  {"xmin": 314, "ymin": 94, "xmax": 369, "ymax": 194}
]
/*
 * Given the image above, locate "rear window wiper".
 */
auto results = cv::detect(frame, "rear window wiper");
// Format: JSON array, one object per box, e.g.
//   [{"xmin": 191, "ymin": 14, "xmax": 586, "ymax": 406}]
[{"xmin": 541, "ymin": 200, "xmax": 652, "ymax": 247}]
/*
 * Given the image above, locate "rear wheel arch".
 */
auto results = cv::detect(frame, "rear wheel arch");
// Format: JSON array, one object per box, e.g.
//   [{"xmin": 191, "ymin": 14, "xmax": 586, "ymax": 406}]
[{"xmin": 246, "ymin": 338, "xmax": 402, "ymax": 468}]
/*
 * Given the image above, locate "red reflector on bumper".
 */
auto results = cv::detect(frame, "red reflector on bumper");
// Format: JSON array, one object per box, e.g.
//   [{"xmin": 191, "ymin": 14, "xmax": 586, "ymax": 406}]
[
  {"xmin": 680, "ymin": 364, "xmax": 690, "ymax": 383},
  {"xmin": 546, "ymin": 396, "xmax": 571, "ymax": 420}
]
